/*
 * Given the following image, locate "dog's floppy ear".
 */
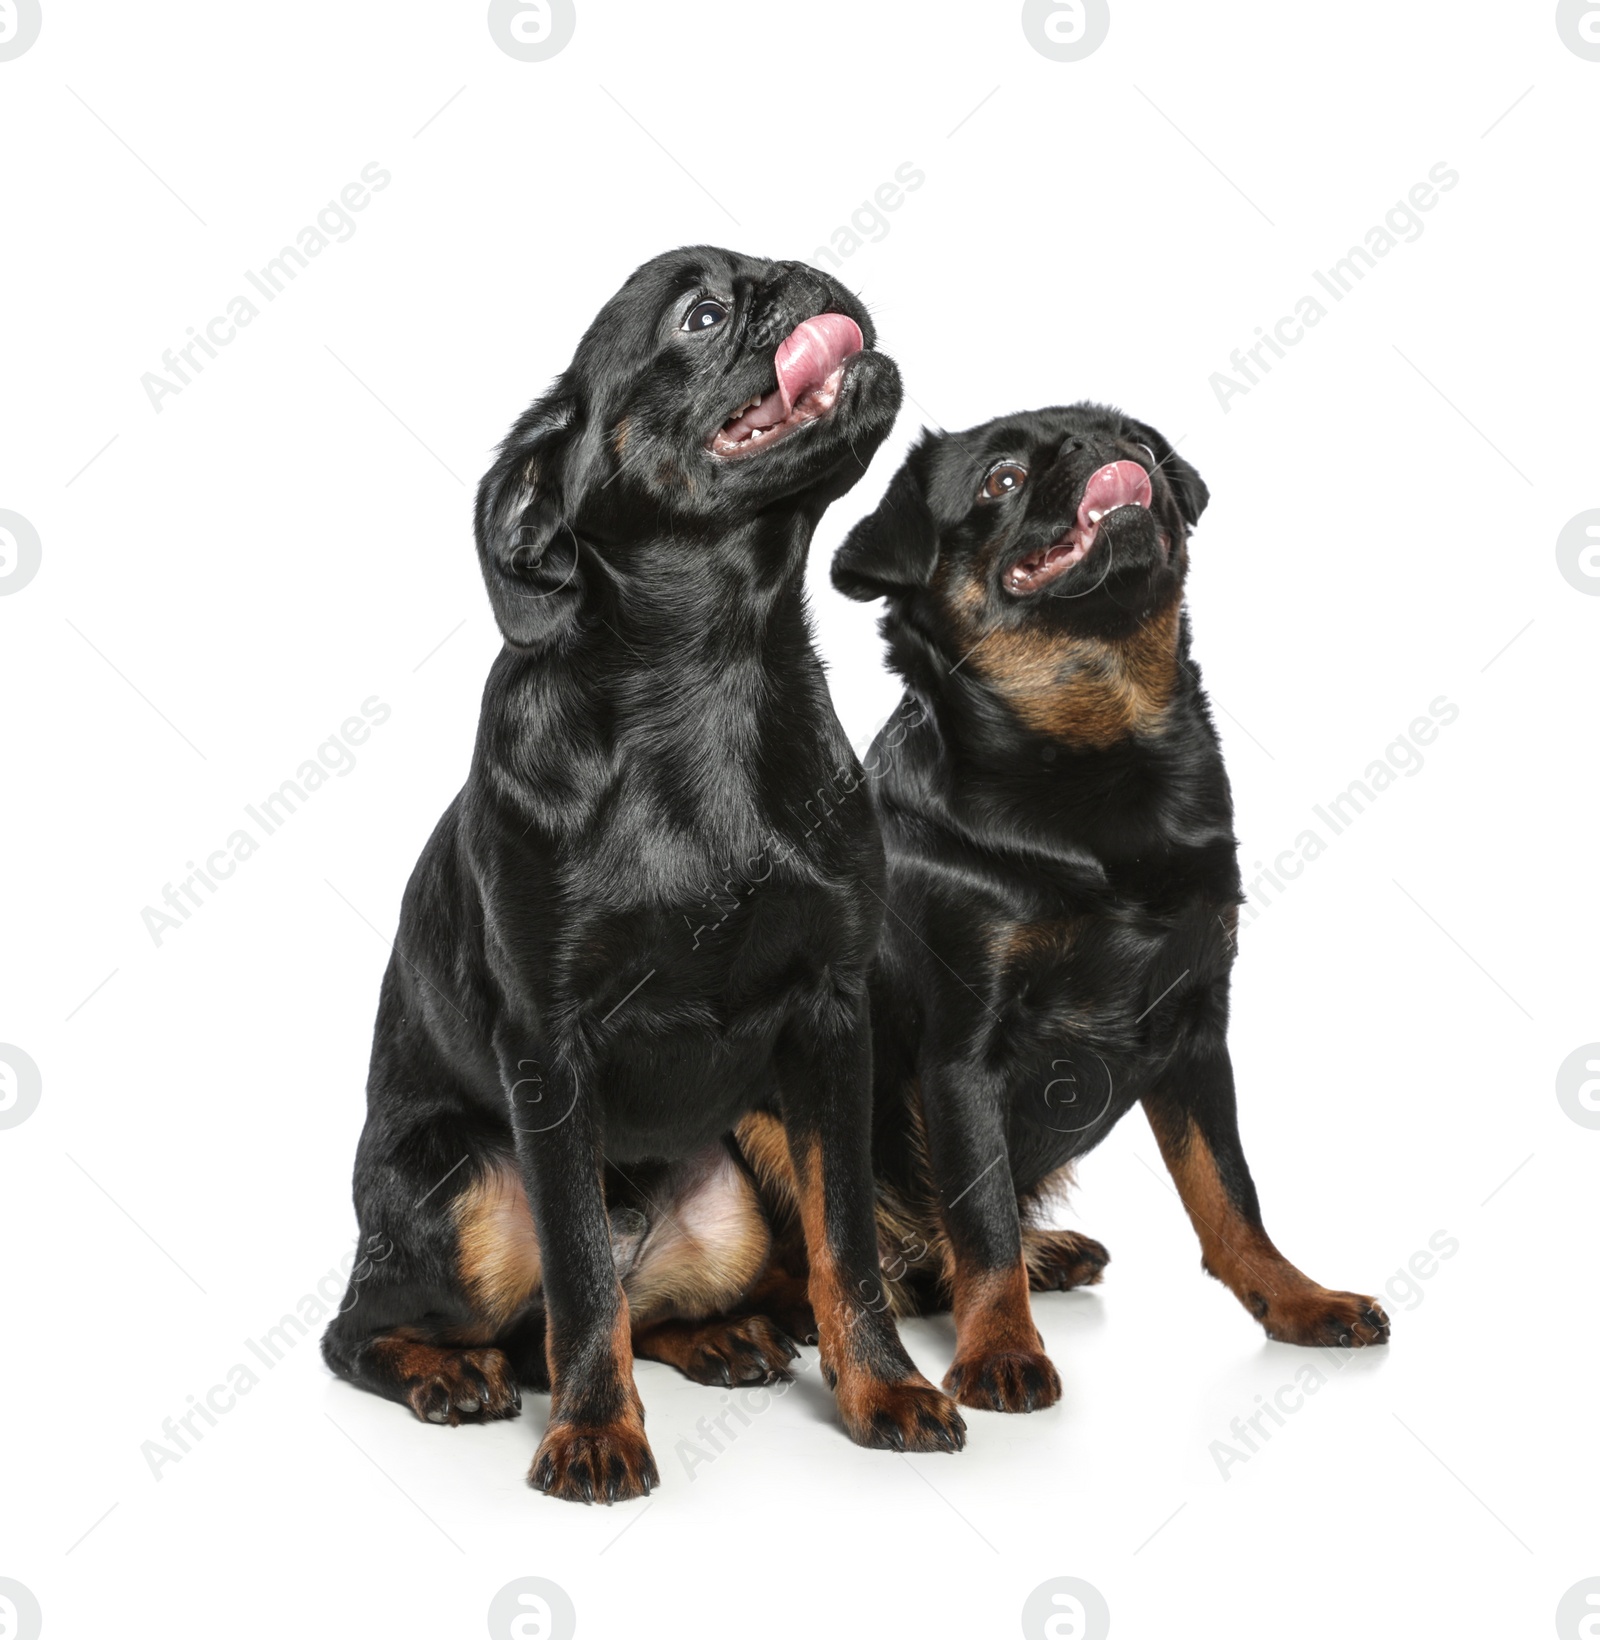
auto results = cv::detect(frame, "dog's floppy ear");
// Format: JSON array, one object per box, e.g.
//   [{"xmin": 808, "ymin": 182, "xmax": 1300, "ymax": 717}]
[
  {"xmin": 832, "ymin": 445, "xmax": 939, "ymax": 601},
  {"xmin": 474, "ymin": 393, "xmax": 595, "ymax": 649},
  {"xmin": 1128, "ymin": 418, "xmax": 1209, "ymax": 528}
]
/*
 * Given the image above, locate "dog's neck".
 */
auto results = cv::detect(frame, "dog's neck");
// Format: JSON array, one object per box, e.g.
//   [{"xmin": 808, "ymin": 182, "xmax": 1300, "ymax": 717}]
[
  {"xmin": 597, "ymin": 512, "xmax": 815, "ymax": 649},
  {"xmin": 872, "ymin": 595, "xmax": 1234, "ymax": 874},
  {"xmin": 960, "ymin": 598, "xmax": 1185, "ymax": 751},
  {"xmin": 915, "ymin": 565, "xmax": 1188, "ymax": 753},
  {"xmin": 483, "ymin": 509, "xmax": 844, "ymax": 823}
]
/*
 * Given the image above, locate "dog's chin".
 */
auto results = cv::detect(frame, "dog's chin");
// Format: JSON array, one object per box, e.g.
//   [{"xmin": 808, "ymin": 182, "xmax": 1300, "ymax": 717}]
[{"xmin": 1002, "ymin": 507, "xmax": 1172, "ymax": 600}]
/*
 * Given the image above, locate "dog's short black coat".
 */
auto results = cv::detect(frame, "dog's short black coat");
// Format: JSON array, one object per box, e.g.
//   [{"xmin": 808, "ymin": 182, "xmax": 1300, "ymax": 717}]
[
  {"xmin": 829, "ymin": 404, "xmax": 1389, "ymax": 1413},
  {"xmin": 322, "ymin": 247, "xmax": 965, "ymax": 1503}
]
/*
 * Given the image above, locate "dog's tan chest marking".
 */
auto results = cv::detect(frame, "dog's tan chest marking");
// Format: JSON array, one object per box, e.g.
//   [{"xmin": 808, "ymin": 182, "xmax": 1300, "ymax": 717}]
[{"xmin": 943, "ymin": 568, "xmax": 1183, "ymax": 749}]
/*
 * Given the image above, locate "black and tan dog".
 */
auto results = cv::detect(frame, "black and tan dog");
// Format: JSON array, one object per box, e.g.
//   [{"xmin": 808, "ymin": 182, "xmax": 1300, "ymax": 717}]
[
  {"xmin": 322, "ymin": 248, "xmax": 966, "ymax": 1503},
  {"xmin": 820, "ymin": 403, "xmax": 1389, "ymax": 1414}
]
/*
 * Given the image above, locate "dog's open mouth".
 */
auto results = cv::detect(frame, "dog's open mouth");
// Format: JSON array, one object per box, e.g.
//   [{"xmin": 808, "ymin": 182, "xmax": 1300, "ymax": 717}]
[
  {"xmin": 709, "ymin": 314, "xmax": 863, "ymax": 459},
  {"xmin": 1004, "ymin": 461, "xmax": 1163, "ymax": 595}
]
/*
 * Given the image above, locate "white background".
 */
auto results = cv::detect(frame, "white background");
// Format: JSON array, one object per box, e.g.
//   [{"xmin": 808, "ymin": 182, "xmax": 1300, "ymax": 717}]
[{"xmin": 3, "ymin": 3, "xmax": 1597, "ymax": 1637}]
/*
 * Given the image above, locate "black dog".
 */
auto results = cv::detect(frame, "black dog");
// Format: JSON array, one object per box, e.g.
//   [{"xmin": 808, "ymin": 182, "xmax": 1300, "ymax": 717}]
[
  {"xmin": 828, "ymin": 403, "xmax": 1389, "ymax": 1414},
  {"xmin": 323, "ymin": 248, "xmax": 966, "ymax": 1503}
]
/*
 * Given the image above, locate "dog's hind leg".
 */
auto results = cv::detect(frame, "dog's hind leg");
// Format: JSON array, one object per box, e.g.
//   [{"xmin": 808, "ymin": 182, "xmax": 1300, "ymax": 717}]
[
  {"xmin": 727, "ymin": 1113, "xmax": 820, "ymax": 1342},
  {"xmin": 1142, "ymin": 1045, "xmax": 1390, "ymax": 1348},
  {"xmin": 1022, "ymin": 1227, "xmax": 1111, "ymax": 1292},
  {"xmin": 325, "ymin": 1332, "xmax": 525, "ymax": 1425},
  {"xmin": 321, "ymin": 1142, "xmax": 540, "ymax": 1424},
  {"xmin": 1019, "ymin": 1166, "xmax": 1111, "ymax": 1292}
]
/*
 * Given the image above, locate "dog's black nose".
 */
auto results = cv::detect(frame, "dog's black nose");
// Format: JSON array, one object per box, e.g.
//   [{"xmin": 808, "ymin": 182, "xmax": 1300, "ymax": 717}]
[
  {"xmin": 1032, "ymin": 436, "xmax": 1106, "ymax": 516},
  {"xmin": 767, "ymin": 261, "xmax": 831, "ymax": 308}
]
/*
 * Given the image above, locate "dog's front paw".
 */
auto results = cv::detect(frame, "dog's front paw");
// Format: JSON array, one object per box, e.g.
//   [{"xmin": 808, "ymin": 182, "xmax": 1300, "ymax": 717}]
[
  {"xmin": 1263, "ymin": 1288, "xmax": 1391, "ymax": 1349},
  {"xmin": 840, "ymin": 1375, "xmax": 967, "ymax": 1453},
  {"xmin": 529, "ymin": 1418, "xmax": 659, "ymax": 1504},
  {"xmin": 944, "ymin": 1348, "xmax": 1063, "ymax": 1413}
]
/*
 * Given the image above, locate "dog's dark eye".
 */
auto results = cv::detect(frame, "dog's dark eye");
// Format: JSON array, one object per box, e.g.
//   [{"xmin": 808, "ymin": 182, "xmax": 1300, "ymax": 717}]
[
  {"xmin": 684, "ymin": 299, "xmax": 729, "ymax": 333},
  {"xmin": 981, "ymin": 463, "xmax": 1027, "ymax": 501}
]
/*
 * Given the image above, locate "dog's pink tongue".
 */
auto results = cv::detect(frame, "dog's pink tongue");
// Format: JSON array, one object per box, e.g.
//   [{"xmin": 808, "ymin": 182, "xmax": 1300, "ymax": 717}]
[
  {"xmin": 1077, "ymin": 461, "xmax": 1153, "ymax": 529},
  {"xmin": 775, "ymin": 314, "xmax": 863, "ymax": 414}
]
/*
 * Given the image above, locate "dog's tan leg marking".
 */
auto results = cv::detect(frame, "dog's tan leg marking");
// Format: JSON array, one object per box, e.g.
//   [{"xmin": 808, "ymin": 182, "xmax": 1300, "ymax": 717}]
[{"xmin": 1143, "ymin": 1107, "xmax": 1389, "ymax": 1347}]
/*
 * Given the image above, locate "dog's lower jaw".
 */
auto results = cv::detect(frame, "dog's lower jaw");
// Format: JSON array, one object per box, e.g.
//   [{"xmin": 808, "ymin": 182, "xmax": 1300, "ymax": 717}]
[{"xmin": 707, "ymin": 363, "xmax": 849, "ymax": 460}]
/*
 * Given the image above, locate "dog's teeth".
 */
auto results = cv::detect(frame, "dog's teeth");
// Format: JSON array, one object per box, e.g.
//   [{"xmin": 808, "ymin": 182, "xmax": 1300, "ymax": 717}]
[{"xmin": 1087, "ymin": 509, "xmax": 1103, "ymax": 523}]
